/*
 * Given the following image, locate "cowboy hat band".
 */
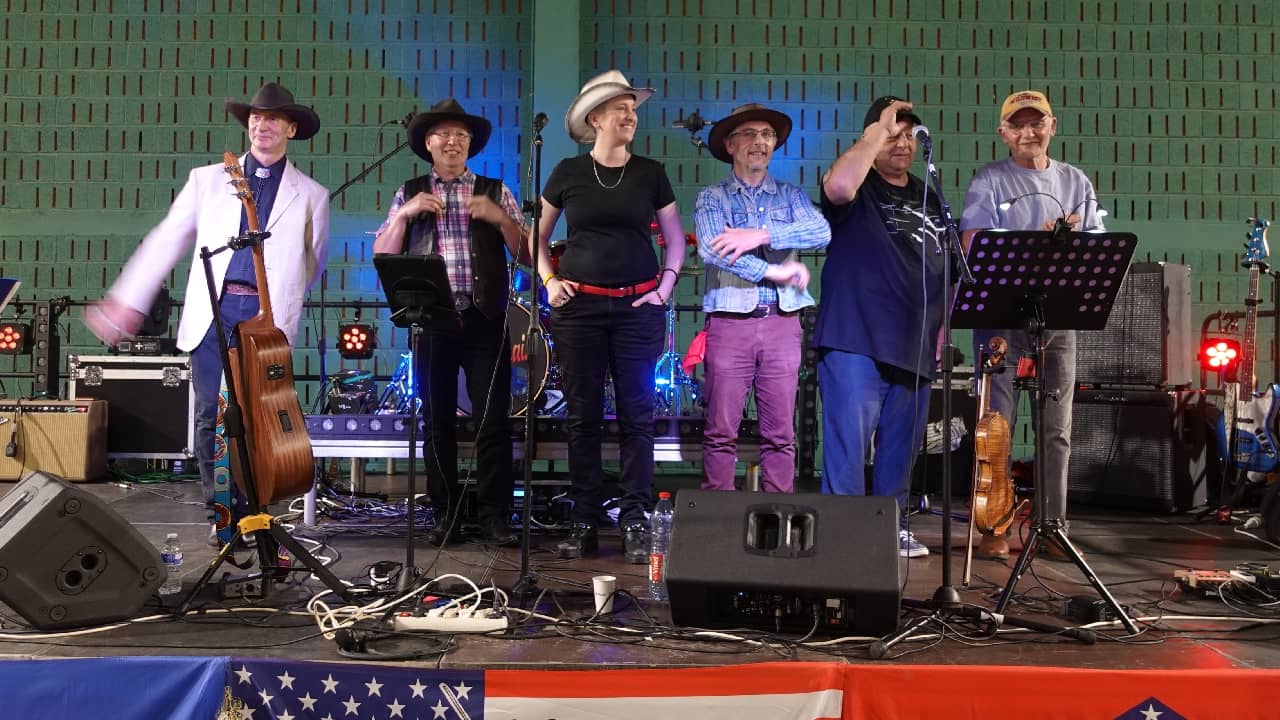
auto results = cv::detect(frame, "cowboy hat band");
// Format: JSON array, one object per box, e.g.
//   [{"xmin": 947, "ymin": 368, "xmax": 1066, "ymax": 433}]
[
  {"xmin": 405, "ymin": 98, "xmax": 493, "ymax": 164},
  {"xmin": 706, "ymin": 103, "xmax": 793, "ymax": 163},
  {"xmin": 225, "ymin": 82, "xmax": 321, "ymax": 140},
  {"xmin": 564, "ymin": 69, "xmax": 655, "ymax": 144}
]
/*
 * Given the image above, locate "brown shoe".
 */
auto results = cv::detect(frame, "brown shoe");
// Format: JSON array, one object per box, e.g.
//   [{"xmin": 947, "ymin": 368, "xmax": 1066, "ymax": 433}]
[
  {"xmin": 975, "ymin": 532, "xmax": 1010, "ymax": 560},
  {"xmin": 1039, "ymin": 535, "xmax": 1078, "ymax": 563}
]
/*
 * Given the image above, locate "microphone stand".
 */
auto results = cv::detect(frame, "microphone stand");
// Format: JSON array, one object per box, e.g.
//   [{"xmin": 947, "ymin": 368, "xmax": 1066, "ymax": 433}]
[
  {"xmin": 327, "ymin": 116, "xmax": 415, "ymax": 202},
  {"xmin": 512, "ymin": 113, "xmax": 547, "ymax": 604}
]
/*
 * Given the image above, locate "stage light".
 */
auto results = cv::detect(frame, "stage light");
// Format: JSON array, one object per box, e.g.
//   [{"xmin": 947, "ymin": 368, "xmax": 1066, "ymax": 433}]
[
  {"xmin": 1200, "ymin": 338, "xmax": 1241, "ymax": 372},
  {"xmin": 337, "ymin": 322, "xmax": 375, "ymax": 360},
  {"xmin": 0, "ymin": 322, "xmax": 29, "ymax": 354}
]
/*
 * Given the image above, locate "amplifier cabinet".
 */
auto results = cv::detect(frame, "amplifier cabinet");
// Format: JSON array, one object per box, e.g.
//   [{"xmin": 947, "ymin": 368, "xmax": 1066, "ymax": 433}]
[
  {"xmin": 1075, "ymin": 262, "xmax": 1193, "ymax": 388},
  {"xmin": 0, "ymin": 400, "xmax": 107, "ymax": 481},
  {"xmin": 1067, "ymin": 389, "xmax": 1208, "ymax": 512},
  {"xmin": 68, "ymin": 355, "xmax": 194, "ymax": 460}
]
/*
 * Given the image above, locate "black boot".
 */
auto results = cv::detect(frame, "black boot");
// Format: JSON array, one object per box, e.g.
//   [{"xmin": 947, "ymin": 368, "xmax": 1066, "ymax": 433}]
[{"xmin": 556, "ymin": 523, "xmax": 598, "ymax": 559}]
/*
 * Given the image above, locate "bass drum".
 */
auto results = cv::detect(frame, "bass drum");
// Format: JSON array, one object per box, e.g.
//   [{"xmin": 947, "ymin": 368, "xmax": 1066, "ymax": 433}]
[{"xmin": 458, "ymin": 301, "xmax": 557, "ymax": 417}]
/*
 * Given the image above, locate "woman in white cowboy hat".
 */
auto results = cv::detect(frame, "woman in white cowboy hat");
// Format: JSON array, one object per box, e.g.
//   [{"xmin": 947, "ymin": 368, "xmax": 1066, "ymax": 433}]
[{"xmin": 533, "ymin": 69, "xmax": 687, "ymax": 561}]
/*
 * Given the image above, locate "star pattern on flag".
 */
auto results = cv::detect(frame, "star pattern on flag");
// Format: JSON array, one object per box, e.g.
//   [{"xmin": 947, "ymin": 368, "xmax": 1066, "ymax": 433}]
[
  {"xmin": 227, "ymin": 660, "xmax": 484, "ymax": 720},
  {"xmin": 1116, "ymin": 697, "xmax": 1186, "ymax": 720}
]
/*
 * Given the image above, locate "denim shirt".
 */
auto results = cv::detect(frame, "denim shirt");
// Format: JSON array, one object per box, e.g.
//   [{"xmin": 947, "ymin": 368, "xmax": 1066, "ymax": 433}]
[{"xmin": 694, "ymin": 172, "xmax": 831, "ymax": 314}]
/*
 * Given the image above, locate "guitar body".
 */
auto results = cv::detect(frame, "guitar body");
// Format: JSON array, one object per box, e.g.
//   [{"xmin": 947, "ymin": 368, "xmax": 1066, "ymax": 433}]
[
  {"xmin": 220, "ymin": 152, "xmax": 315, "ymax": 506},
  {"xmin": 231, "ymin": 320, "xmax": 314, "ymax": 504},
  {"xmin": 1215, "ymin": 385, "xmax": 1280, "ymax": 473}
]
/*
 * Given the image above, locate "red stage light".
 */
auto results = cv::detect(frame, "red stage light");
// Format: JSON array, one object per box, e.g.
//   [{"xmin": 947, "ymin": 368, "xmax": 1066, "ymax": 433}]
[
  {"xmin": 1200, "ymin": 338, "xmax": 1241, "ymax": 372},
  {"xmin": 337, "ymin": 322, "xmax": 375, "ymax": 360},
  {"xmin": 0, "ymin": 322, "xmax": 28, "ymax": 354}
]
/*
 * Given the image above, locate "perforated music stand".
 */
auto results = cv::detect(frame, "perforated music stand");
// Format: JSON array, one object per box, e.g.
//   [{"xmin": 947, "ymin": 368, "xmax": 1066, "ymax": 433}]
[
  {"xmin": 374, "ymin": 252, "xmax": 459, "ymax": 591},
  {"xmin": 955, "ymin": 229, "xmax": 1141, "ymax": 635}
]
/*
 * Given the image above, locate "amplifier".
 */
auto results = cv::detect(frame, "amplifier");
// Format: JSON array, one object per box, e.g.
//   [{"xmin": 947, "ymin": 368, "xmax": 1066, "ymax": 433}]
[
  {"xmin": 0, "ymin": 400, "xmax": 107, "ymax": 482},
  {"xmin": 1076, "ymin": 262, "xmax": 1193, "ymax": 388}
]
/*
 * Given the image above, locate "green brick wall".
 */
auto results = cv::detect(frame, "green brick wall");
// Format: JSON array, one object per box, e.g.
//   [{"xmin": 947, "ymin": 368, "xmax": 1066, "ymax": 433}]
[{"xmin": 1, "ymin": 2, "xmax": 1276, "ymax": 460}]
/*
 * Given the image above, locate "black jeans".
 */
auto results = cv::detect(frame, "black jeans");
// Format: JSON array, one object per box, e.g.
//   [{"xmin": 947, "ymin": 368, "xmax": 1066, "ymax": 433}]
[
  {"xmin": 414, "ymin": 304, "xmax": 513, "ymax": 524},
  {"xmin": 550, "ymin": 294, "xmax": 664, "ymax": 528}
]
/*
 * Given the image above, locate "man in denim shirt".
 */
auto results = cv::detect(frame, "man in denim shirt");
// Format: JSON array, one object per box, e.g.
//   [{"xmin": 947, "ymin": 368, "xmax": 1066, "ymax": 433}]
[{"xmin": 693, "ymin": 104, "xmax": 831, "ymax": 493}]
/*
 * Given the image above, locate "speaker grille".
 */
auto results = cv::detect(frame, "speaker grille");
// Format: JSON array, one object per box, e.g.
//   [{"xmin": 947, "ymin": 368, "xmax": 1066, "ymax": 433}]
[
  {"xmin": 1075, "ymin": 263, "xmax": 1192, "ymax": 388},
  {"xmin": 1067, "ymin": 389, "xmax": 1207, "ymax": 512}
]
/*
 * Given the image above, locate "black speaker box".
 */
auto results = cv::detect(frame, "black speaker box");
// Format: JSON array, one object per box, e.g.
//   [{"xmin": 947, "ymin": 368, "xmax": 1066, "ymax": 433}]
[
  {"xmin": 665, "ymin": 489, "xmax": 901, "ymax": 636},
  {"xmin": 1075, "ymin": 262, "xmax": 1193, "ymax": 388},
  {"xmin": 0, "ymin": 471, "xmax": 164, "ymax": 629},
  {"xmin": 1067, "ymin": 389, "xmax": 1208, "ymax": 512}
]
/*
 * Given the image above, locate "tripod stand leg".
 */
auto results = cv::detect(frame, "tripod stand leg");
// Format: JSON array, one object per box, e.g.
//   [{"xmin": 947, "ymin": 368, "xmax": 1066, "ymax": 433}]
[
  {"xmin": 1046, "ymin": 526, "xmax": 1139, "ymax": 634},
  {"xmin": 176, "ymin": 528, "xmax": 244, "ymax": 615},
  {"xmin": 993, "ymin": 529, "xmax": 1040, "ymax": 613},
  {"xmin": 268, "ymin": 523, "xmax": 354, "ymax": 602}
]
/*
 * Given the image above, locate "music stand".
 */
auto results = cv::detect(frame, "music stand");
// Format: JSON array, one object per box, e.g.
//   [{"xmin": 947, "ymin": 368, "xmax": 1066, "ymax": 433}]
[
  {"xmin": 374, "ymin": 252, "xmax": 458, "ymax": 592},
  {"xmin": 954, "ymin": 228, "xmax": 1141, "ymax": 635}
]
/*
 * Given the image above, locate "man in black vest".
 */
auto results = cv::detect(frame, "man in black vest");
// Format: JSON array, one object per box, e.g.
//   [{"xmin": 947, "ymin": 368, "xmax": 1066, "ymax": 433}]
[{"xmin": 374, "ymin": 99, "xmax": 527, "ymax": 547}]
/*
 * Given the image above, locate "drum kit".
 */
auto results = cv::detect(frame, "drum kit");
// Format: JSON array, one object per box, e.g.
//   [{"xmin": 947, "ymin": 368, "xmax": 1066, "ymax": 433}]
[{"xmin": 373, "ymin": 250, "xmax": 702, "ymax": 419}]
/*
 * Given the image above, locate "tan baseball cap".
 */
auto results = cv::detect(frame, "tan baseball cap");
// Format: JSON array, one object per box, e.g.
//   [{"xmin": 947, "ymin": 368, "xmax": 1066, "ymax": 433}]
[{"xmin": 1000, "ymin": 90, "xmax": 1052, "ymax": 122}]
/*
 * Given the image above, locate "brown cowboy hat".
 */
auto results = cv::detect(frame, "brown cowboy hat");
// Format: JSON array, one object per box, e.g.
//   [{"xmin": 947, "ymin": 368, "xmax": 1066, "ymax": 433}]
[
  {"xmin": 706, "ymin": 103, "xmax": 793, "ymax": 163},
  {"xmin": 225, "ymin": 82, "xmax": 321, "ymax": 140},
  {"xmin": 406, "ymin": 99, "xmax": 493, "ymax": 163}
]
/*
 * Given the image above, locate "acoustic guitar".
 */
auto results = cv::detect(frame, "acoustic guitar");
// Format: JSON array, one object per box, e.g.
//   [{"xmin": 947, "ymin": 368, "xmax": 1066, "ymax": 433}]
[{"xmin": 222, "ymin": 152, "xmax": 315, "ymax": 505}]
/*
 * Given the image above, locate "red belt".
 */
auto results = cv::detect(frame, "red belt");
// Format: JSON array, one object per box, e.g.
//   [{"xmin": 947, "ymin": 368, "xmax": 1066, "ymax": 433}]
[{"xmin": 569, "ymin": 277, "xmax": 659, "ymax": 298}]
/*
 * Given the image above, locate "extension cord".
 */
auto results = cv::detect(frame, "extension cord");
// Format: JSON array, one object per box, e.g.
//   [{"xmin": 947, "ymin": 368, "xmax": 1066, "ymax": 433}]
[{"xmin": 391, "ymin": 612, "xmax": 508, "ymax": 633}]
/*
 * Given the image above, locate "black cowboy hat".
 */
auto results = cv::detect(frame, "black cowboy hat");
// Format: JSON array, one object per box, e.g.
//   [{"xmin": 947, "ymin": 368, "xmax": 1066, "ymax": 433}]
[
  {"xmin": 225, "ymin": 82, "xmax": 321, "ymax": 140},
  {"xmin": 406, "ymin": 99, "xmax": 493, "ymax": 163},
  {"xmin": 706, "ymin": 103, "xmax": 793, "ymax": 163}
]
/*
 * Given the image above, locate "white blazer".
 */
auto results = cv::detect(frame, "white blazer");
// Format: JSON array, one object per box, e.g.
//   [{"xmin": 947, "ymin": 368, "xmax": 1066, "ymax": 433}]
[{"xmin": 110, "ymin": 155, "xmax": 330, "ymax": 351}]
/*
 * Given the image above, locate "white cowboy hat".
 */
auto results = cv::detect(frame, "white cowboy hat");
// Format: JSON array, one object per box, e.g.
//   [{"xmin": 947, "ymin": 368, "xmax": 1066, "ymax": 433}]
[{"xmin": 564, "ymin": 69, "xmax": 655, "ymax": 143}]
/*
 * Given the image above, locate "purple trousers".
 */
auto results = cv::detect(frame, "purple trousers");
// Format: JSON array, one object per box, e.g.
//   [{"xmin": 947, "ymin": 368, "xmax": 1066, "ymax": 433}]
[{"xmin": 701, "ymin": 312, "xmax": 803, "ymax": 492}]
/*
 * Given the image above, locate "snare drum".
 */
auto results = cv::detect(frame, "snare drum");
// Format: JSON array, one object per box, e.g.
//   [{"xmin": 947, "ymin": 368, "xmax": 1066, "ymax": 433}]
[{"xmin": 457, "ymin": 301, "xmax": 554, "ymax": 416}]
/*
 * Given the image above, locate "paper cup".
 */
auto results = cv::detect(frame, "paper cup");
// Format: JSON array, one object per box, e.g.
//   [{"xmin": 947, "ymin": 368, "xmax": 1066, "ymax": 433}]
[{"xmin": 592, "ymin": 574, "xmax": 617, "ymax": 614}]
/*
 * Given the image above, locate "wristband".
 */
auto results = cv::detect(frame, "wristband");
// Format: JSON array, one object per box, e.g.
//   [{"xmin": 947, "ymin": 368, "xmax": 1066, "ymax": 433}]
[{"xmin": 542, "ymin": 273, "xmax": 557, "ymax": 284}]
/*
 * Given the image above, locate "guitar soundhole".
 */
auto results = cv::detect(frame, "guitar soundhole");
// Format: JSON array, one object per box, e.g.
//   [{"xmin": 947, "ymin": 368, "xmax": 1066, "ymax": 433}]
[
  {"xmin": 277, "ymin": 410, "xmax": 293, "ymax": 432},
  {"xmin": 267, "ymin": 364, "xmax": 285, "ymax": 380}
]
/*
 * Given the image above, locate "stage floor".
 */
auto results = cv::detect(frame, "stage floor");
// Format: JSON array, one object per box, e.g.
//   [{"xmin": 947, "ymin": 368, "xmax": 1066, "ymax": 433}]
[{"xmin": 0, "ymin": 473, "xmax": 1277, "ymax": 672}]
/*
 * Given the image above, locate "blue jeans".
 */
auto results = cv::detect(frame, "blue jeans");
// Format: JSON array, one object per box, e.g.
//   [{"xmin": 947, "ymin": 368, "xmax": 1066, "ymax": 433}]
[
  {"xmin": 190, "ymin": 294, "xmax": 259, "ymax": 524},
  {"xmin": 550, "ymin": 294, "xmax": 664, "ymax": 528},
  {"xmin": 819, "ymin": 350, "xmax": 930, "ymax": 525},
  {"xmin": 974, "ymin": 329, "xmax": 1076, "ymax": 525}
]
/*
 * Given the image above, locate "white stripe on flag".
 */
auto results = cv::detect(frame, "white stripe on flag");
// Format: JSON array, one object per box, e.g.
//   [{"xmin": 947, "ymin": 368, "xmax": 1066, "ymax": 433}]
[{"xmin": 484, "ymin": 688, "xmax": 844, "ymax": 720}]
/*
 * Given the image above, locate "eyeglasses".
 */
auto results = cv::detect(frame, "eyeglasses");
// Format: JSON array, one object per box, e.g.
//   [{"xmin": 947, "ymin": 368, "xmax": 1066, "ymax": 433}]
[
  {"xmin": 1002, "ymin": 119, "xmax": 1051, "ymax": 133},
  {"xmin": 729, "ymin": 128, "xmax": 778, "ymax": 142},
  {"xmin": 429, "ymin": 130, "xmax": 472, "ymax": 142}
]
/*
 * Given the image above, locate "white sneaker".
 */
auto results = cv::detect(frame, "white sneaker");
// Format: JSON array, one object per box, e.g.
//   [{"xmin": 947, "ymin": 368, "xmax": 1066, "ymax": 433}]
[{"xmin": 899, "ymin": 530, "xmax": 929, "ymax": 558}]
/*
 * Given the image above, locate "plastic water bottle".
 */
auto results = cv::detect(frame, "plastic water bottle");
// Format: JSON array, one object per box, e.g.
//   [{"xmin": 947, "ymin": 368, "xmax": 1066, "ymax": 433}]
[
  {"xmin": 648, "ymin": 492, "xmax": 674, "ymax": 601},
  {"xmin": 159, "ymin": 533, "xmax": 183, "ymax": 596}
]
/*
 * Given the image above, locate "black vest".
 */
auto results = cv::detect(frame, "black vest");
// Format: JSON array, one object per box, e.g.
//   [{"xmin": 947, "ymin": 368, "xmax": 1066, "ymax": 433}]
[{"xmin": 401, "ymin": 173, "xmax": 509, "ymax": 320}]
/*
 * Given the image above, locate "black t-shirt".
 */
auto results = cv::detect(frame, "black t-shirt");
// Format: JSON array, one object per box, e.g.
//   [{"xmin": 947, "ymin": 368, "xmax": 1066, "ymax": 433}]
[
  {"xmin": 542, "ymin": 153, "xmax": 676, "ymax": 286},
  {"xmin": 814, "ymin": 170, "xmax": 951, "ymax": 379}
]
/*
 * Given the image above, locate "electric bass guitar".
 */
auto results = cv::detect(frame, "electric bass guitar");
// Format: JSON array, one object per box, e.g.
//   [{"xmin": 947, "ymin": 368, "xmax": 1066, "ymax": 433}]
[
  {"xmin": 1214, "ymin": 217, "xmax": 1280, "ymax": 473},
  {"xmin": 222, "ymin": 152, "xmax": 316, "ymax": 505}
]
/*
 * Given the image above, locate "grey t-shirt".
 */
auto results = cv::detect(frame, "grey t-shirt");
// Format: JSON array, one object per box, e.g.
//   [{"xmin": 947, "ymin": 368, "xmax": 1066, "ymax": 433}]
[{"xmin": 960, "ymin": 157, "xmax": 1106, "ymax": 234}]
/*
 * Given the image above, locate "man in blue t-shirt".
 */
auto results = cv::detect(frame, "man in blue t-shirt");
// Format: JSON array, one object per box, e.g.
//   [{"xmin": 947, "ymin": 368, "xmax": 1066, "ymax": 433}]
[
  {"xmin": 815, "ymin": 96, "xmax": 948, "ymax": 559},
  {"xmin": 960, "ymin": 90, "xmax": 1106, "ymax": 561}
]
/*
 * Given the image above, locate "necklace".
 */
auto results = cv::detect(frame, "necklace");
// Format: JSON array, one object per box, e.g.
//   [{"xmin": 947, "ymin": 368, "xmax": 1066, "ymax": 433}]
[{"xmin": 590, "ymin": 152, "xmax": 629, "ymax": 189}]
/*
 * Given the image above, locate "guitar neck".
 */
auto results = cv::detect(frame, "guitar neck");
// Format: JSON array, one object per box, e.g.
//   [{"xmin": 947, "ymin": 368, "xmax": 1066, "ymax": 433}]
[
  {"xmin": 250, "ymin": 241, "xmax": 275, "ymax": 327},
  {"xmin": 1242, "ymin": 265, "xmax": 1260, "ymax": 390}
]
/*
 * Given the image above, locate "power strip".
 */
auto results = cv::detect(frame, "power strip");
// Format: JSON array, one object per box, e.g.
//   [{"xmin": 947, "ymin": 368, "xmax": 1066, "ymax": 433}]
[{"xmin": 391, "ymin": 612, "xmax": 508, "ymax": 633}]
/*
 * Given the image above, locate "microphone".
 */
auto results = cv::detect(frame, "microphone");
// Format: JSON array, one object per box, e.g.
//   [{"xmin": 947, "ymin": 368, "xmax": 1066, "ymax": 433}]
[
  {"xmin": 532, "ymin": 112, "xmax": 549, "ymax": 132},
  {"xmin": 394, "ymin": 112, "xmax": 415, "ymax": 128},
  {"xmin": 911, "ymin": 124, "xmax": 932, "ymax": 150}
]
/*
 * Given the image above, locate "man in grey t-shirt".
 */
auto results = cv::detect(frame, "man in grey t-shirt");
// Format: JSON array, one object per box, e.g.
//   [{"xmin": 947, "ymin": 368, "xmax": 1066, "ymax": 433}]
[{"xmin": 959, "ymin": 90, "xmax": 1106, "ymax": 561}]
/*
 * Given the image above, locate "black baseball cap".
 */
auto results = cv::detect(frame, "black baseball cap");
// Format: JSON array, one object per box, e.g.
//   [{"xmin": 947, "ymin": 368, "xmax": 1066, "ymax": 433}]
[{"xmin": 863, "ymin": 96, "xmax": 923, "ymax": 129}]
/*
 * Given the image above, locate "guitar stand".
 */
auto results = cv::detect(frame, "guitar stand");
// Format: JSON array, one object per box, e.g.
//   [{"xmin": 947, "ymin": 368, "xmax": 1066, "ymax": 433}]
[{"xmin": 178, "ymin": 235, "xmax": 355, "ymax": 613}]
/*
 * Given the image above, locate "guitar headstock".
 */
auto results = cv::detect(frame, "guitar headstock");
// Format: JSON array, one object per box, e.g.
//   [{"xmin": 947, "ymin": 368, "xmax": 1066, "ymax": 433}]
[
  {"xmin": 223, "ymin": 151, "xmax": 252, "ymax": 203},
  {"xmin": 1244, "ymin": 217, "xmax": 1271, "ymax": 269}
]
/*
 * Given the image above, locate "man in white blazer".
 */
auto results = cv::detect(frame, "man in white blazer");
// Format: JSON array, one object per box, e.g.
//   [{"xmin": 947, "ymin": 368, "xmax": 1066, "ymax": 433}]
[{"xmin": 86, "ymin": 82, "xmax": 329, "ymax": 545}]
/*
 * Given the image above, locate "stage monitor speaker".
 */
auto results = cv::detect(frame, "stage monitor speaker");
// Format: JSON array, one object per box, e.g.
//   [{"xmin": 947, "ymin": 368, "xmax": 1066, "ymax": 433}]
[
  {"xmin": 665, "ymin": 489, "xmax": 901, "ymax": 636},
  {"xmin": 0, "ymin": 471, "xmax": 164, "ymax": 629},
  {"xmin": 1067, "ymin": 389, "xmax": 1208, "ymax": 512},
  {"xmin": 1075, "ymin": 262, "xmax": 1193, "ymax": 388},
  {"xmin": 0, "ymin": 400, "xmax": 107, "ymax": 481}
]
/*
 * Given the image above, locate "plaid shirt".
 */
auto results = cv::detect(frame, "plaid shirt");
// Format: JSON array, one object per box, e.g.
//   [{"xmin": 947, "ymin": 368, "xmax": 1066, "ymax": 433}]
[{"xmin": 378, "ymin": 168, "xmax": 523, "ymax": 296}]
